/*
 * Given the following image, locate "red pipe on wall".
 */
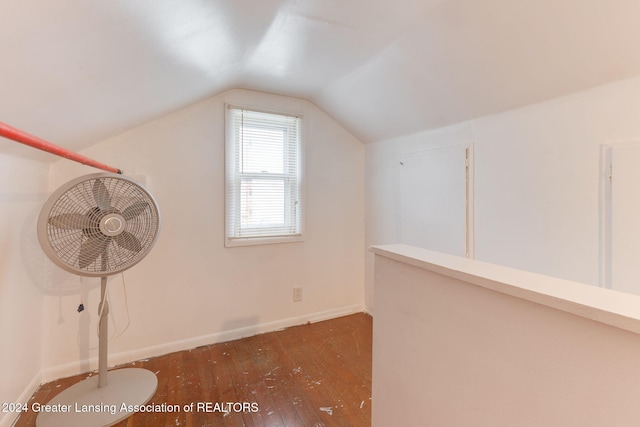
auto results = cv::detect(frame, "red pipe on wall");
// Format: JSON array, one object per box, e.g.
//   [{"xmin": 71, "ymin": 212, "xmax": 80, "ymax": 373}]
[{"xmin": 0, "ymin": 121, "xmax": 122, "ymax": 174}]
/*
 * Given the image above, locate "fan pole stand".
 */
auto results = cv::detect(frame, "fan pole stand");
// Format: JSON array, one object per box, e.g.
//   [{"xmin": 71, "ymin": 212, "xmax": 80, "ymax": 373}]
[{"xmin": 36, "ymin": 277, "xmax": 158, "ymax": 427}]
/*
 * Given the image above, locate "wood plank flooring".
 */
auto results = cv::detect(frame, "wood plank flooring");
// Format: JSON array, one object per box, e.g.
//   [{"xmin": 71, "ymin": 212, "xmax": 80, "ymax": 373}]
[{"xmin": 14, "ymin": 313, "xmax": 372, "ymax": 427}]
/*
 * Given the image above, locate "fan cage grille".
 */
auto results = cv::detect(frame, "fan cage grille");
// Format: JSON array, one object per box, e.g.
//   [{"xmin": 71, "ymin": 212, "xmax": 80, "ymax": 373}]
[{"xmin": 44, "ymin": 176, "xmax": 159, "ymax": 275}]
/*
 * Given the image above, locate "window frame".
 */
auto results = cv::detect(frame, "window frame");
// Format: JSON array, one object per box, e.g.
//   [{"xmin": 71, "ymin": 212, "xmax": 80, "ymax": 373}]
[{"xmin": 224, "ymin": 104, "xmax": 304, "ymax": 247}]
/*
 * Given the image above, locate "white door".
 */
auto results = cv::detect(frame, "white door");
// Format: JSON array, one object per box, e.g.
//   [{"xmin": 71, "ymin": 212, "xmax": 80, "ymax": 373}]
[
  {"xmin": 399, "ymin": 144, "xmax": 473, "ymax": 258},
  {"xmin": 605, "ymin": 141, "xmax": 640, "ymax": 295}
]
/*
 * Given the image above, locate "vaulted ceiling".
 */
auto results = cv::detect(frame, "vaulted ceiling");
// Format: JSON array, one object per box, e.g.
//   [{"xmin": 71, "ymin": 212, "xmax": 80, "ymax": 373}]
[{"xmin": 2, "ymin": 0, "xmax": 640, "ymax": 160}]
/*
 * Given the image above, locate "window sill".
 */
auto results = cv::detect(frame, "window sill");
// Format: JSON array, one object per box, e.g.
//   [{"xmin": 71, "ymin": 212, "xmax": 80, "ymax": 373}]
[{"xmin": 225, "ymin": 234, "xmax": 304, "ymax": 248}]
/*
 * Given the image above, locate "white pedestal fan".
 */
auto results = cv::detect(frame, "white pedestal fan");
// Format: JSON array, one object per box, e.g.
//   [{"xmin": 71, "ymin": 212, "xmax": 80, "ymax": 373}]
[{"xmin": 36, "ymin": 173, "xmax": 161, "ymax": 427}]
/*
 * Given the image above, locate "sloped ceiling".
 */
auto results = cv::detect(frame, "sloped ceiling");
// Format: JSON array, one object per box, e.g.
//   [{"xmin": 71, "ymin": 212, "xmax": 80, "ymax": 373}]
[{"xmin": 2, "ymin": 0, "xmax": 640, "ymax": 160}]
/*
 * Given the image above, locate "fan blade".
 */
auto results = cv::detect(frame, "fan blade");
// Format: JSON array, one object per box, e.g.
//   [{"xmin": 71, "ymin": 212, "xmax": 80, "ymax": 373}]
[
  {"xmin": 114, "ymin": 231, "xmax": 142, "ymax": 252},
  {"xmin": 79, "ymin": 236, "xmax": 110, "ymax": 269},
  {"xmin": 121, "ymin": 201, "xmax": 150, "ymax": 220},
  {"xmin": 92, "ymin": 179, "xmax": 111, "ymax": 211},
  {"xmin": 49, "ymin": 213, "xmax": 92, "ymax": 229}
]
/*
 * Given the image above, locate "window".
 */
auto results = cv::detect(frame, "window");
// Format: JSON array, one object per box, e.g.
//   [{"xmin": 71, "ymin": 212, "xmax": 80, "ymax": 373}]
[{"xmin": 225, "ymin": 106, "xmax": 303, "ymax": 247}]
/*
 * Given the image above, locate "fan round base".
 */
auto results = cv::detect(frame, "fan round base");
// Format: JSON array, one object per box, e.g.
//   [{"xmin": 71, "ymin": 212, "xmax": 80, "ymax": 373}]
[{"xmin": 36, "ymin": 368, "xmax": 157, "ymax": 427}]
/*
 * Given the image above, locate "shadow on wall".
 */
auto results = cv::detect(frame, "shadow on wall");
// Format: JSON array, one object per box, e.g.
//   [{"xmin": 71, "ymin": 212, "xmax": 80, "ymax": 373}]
[
  {"xmin": 17, "ymin": 192, "xmax": 104, "ymax": 374},
  {"xmin": 19, "ymin": 194, "xmax": 83, "ymax": 297},
  {"xmin": 221, "ymin": 317, "xmax": 262, "ymax": 341}
]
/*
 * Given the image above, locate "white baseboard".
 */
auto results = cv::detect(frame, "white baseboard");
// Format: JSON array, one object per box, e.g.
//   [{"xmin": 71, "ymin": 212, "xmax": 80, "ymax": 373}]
[
  {"xmin": 1, "ymin": 371, "xmax": 42, "ymax": 427},
  {"xmin": 42, "ymin": 303, "xmax": 365, "ymax": 383}
]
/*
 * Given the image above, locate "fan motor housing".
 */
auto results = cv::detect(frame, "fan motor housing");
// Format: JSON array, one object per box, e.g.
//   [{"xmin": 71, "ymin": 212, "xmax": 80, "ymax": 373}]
[{"xmin": 100, "ymin": 213, "xmax": 126, "ymax": 236}]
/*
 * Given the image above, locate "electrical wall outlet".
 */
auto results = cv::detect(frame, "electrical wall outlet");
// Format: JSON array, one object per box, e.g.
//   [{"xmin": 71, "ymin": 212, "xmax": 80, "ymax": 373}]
[{"xmin": 293, "ymin": 287, "xmax": 303, "ymax": 302}]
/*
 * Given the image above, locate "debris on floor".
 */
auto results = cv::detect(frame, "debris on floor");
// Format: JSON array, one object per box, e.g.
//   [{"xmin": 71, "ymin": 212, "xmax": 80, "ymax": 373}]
[{"xmin": 319, "ymin": 406, "xmax": 333, "ymax": 415}]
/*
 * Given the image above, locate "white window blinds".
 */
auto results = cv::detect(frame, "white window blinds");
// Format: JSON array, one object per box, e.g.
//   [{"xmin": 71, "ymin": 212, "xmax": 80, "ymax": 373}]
[{"xmin": 225, "ymin": 106, "xmax": 303, "ymax": 246}]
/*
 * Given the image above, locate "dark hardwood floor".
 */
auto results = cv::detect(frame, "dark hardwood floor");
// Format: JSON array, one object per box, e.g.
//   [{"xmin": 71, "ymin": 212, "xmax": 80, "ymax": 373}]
[{"xmin": 14, "ymin": 313, "xmax": 372, "ymax": 427}]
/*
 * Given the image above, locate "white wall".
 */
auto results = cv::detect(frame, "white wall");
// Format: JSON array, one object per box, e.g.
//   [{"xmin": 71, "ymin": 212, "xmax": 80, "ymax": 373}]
[
  {"xmin": 373, "ymin": 249, "xmax": 640, "ymax": 427},
  {"xmin": 44, "ymin": 89, "xmax": 365, "ymax": 379},
  {"xmin": 366, "ymin": 74, "xmax": 640, "ymax": 312},
  {"xmin": 0, "ymin": 154, "xmax": 49, "ymax": 427}
]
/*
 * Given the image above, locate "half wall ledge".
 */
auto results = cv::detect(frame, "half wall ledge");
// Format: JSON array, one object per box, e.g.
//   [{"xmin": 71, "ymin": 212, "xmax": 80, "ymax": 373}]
[{"xmin": 369, "ymin": 243, "xmax": 640, "ymax": 335}]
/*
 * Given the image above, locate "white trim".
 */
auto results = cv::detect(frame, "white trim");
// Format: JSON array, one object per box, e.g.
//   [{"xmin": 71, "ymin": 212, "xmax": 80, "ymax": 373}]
[
  {"xmin": 1, "ymin": 372, "xmax": 41, "ymax": 427},
  {"xmin": 226, "ymin": 233, "xmax": 304, "ymax": 247},
  {"xmin": 224, "ymin": 104, "xmax": 305, "ymax": 247},
  {"xmin": 226, "ymin": 103, "xmax": 302, "ymax": 119},
  {"xmin": 599, "ymin": 143, "xmax": 613, "ymax": 289},
  {"xmin": 41, "ymin": 304, "xmax": 365, "ymax": 383},
  {"xmin": 465, "ymin": 143, "xmax": 475, "ymax": 259}
]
